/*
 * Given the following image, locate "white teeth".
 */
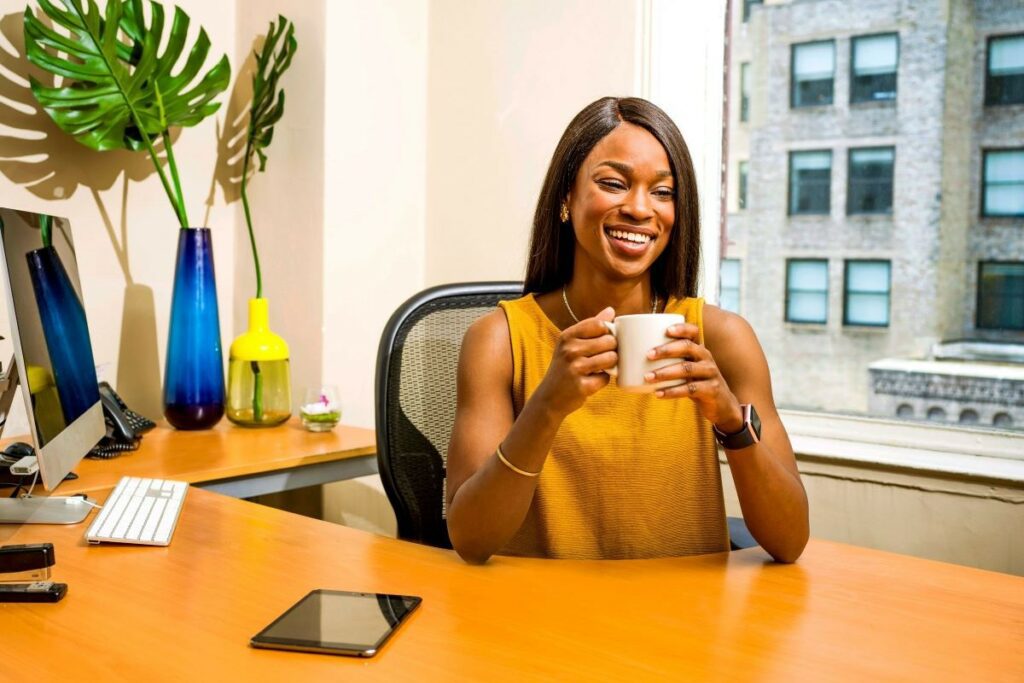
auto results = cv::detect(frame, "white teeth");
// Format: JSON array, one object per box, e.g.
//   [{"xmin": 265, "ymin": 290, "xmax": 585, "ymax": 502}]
[{"xmin": 608, "ymin": 229, "xmax": 651, "ymax": 244}]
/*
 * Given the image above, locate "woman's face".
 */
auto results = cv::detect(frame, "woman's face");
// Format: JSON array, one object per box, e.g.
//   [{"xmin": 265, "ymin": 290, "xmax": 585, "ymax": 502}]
[{"xmin": 567, "ymin": 122, "xmax": 676, "ymax": 284}]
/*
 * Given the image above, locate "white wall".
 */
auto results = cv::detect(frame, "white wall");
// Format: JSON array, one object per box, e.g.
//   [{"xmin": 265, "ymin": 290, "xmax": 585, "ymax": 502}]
[
  {"xmin": 321, "ymin": 0, "xmax": 428, "ymax": 429},
  {"xmin": 424, "ymin": 0, "xmax": 643, "ymax": 286}
]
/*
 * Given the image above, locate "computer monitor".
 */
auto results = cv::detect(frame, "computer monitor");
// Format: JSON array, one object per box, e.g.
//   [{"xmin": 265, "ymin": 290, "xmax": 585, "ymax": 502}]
[{"xmin": 0, "ymin": 208, "xmax": 105, "ymax": 523}]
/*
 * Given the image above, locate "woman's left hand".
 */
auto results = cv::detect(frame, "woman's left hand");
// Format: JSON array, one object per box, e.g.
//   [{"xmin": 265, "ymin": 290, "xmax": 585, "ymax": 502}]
[{"xmin": 644, "ymin": 322, "xmax": 744, "ymax": 433}]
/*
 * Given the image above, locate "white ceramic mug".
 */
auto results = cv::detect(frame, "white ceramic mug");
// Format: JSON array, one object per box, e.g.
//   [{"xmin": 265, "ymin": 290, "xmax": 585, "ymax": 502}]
[{"xmin": 602, "ymin": 313, "xmax": 686, "ymax": 393}]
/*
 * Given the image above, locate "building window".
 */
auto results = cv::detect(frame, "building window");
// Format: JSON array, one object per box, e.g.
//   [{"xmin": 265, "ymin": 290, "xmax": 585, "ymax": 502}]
[
  {"xmin": 959, "ymin": 409, "xmax": 980, "ymax": 425},
  {"xmin": 847, "ymin": 147, "xmax": 895, "ymax": 215},
  {"xmin": 720, "ymin": 259, "xmax": 741, "ymax": 313},
  {"xmin": 789, "ymin": 151, "xmax": 831, "ymax": 215},
  {"xmin": 785, "ymin": 259, "xmax": 828, "ymax": 324},
  {"xmin": 742, "ymin": 0, "xmax": 762, "ymax": 23},
  {"xmin": 985, "ymin": 34, "xmax": 1024, "ymax": 106},
  {"xmin": 740, "ymin": 62, "xmax": 751, "ymax": 122},
  {"xmin": 844, "ymin": 260, "xmax": 891, "ymax": 327},
  {"xmin": 738, "ymin": 161, "xmax": 749, "ymax": 210},
  {"xmin": 982, "ymin": 149, "xmax": 1024, "ymax": 217},
  {"xmin": 851, "ymin": 33, "xmax": 898, "ymax": 103},
  {"xmin": 791, "ymin": 40, "xmax": 835, "ymax": 107},
  {"xmin": 977, "ymin": 262, "xmax": 1024, "ymax": 330}
]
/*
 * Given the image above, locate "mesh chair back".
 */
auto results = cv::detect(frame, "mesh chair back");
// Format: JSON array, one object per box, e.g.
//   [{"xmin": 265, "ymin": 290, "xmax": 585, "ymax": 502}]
[{"xmin": 376, "ymin": 282, "xmax": 523, "ymax": 548}]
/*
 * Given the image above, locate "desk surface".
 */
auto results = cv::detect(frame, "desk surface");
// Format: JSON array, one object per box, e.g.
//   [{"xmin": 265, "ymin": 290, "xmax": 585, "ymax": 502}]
[
  {"xmin": 23, "ymin": 417, "xmax": 376, "ymax": 496},
  {"xmin": 3, "ymin": 487, "xmax": 1022, "ymax": 680}
]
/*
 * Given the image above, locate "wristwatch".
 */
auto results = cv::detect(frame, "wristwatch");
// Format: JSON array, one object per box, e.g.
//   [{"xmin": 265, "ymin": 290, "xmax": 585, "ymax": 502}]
[{"xmin": 712, "ymin": 404, "xmax": 761, "ymax": 450}]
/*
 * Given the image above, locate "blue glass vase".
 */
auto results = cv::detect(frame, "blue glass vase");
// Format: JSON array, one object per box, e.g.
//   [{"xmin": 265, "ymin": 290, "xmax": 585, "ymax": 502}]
[
  {"xmin": 163, "ymin": 228, "xmax": 224, "ymax": 430},
  {"xmin": 26, "ymin": 246, "xmax": 100, "ymax": 428}
]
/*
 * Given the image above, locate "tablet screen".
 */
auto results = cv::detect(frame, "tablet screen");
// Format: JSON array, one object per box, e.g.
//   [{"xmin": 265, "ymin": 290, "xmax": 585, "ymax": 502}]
[{"xmin": 251, "ymin": 589, "xmax": 421, "ymax": 657}]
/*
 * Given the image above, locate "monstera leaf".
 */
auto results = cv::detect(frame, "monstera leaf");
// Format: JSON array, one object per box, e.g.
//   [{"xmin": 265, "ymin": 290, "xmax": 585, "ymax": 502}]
[
  {"xmin": 241, "ymin": 15, "xmax": 296, "ymax": 298},
  {"xmin": 246, "ymin": 15, "xmax": 296, "ymax": 175},
  {"xmin": 23, "ymin": 0, "xmax": 230, "ymax": 226}
]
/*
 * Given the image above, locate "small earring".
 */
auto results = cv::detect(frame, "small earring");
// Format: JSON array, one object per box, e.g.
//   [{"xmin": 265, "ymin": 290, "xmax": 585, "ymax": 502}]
[{"xmin": 559, "ymin": 203, "xmax": 569, "ymax": 223}]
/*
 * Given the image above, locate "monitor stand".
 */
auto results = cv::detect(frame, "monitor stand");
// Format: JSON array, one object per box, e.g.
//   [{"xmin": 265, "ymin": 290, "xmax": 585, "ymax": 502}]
[{"xmin": 0, "ymin": 356, "xmax": 93, "ymax": 524}]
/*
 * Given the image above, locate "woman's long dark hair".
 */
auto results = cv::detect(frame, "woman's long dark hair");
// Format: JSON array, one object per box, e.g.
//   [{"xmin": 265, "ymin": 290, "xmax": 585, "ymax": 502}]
[{"xmin": 524, "ymin": 97, "xmax": 700, "ymax": 300}]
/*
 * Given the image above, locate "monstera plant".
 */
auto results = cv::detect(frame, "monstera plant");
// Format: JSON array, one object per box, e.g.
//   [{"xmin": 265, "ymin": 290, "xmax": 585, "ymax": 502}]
[
  {"xmin": 24, "ymin": 0, "xmax": 230, "ymax": 227},
  {"xmin": 226, "ymin": 16, "xmax": 297, "ymax": 428}
]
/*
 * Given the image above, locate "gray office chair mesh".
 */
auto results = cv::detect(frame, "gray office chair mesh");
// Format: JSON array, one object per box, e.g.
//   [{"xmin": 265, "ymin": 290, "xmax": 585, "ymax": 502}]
[
  {"xmin": 376, "ymin": 282, "xmax": 523, "ymax": 548},
  {"xmin": 375, "ymin": 281, "xmax": 757, "ymax": 552}
]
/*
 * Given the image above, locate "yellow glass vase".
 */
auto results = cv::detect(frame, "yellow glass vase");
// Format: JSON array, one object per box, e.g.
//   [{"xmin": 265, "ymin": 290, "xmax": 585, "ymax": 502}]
[{"xmin": 226, "ymin": 298, "xmax": 291, "ymax": 427}]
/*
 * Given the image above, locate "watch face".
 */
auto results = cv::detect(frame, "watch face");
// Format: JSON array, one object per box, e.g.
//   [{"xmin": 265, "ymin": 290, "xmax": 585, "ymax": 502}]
[{"xmin": 749, "ymin": 405, "xmax": 762, "ymax": 438}]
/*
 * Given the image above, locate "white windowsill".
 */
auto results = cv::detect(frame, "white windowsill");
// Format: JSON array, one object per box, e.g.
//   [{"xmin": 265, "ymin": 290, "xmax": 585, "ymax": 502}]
[{"xmin": 777, "ymin": 409, "xmax": 1024, "ymax": 485}]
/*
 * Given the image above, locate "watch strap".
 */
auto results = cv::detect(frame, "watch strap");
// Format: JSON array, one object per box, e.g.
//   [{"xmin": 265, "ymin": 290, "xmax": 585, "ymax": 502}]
[{"xmin": 712, "ymin": 404, "xmax": 761, "ymax": 450}]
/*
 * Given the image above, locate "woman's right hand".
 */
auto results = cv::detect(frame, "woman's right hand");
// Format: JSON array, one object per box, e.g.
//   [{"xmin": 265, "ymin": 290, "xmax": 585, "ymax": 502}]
[{"xmin": 534, "ymin": 306, "xmax": 618, "ymax": 417}]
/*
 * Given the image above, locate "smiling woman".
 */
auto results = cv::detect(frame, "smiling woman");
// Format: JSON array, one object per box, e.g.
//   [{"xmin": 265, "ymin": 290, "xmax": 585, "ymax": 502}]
[{"xmin": 444, "ymin": 97, "xmax": 809, "ymax": 564}]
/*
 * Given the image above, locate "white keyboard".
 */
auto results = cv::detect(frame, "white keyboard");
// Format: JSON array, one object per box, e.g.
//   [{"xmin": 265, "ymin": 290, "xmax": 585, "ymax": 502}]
[{"xmin": 85, "ymin": 476, "xmax": 188, "ymax": 546}]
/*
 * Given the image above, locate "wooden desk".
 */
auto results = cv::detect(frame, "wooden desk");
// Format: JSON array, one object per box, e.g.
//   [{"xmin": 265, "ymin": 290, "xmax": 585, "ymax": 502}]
[
  {"xmin": 3, "ymin": 487, "xmax": 1022, "ymax": 680},
  {"xmin": 22, "ymin": 417, "xmax": 377, "ymax": 498}
]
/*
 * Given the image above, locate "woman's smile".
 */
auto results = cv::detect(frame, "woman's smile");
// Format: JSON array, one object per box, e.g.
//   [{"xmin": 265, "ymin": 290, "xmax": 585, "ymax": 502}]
[{"xmin": 604, "ymin": 224, "xmax": 657, "ymax": 257}]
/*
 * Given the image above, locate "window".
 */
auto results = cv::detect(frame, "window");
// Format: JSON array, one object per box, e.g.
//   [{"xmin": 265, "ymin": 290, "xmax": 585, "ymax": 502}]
[
  {"xmin": 977, "ymin": 262, "xmax": 1024, "ymax": 330},
  {"xmin": 982, "ymin": 149, "xmax": 1024, "ymax": 217},
  {"xmin": 786, "ymin": 259, "xmax": 828, "ymax": 323},
  {"xmin": 740, "ymin": 63, "xmax": 751, "ymax": 122},
  {"xmin": 851, "ymin": 33, "xmax": 898, "ymax": 103},
  {"xmin": 985, "ymin": 34, "xmax": 1024, "ymax": 106},
  {"xmin": 720, "ymin": 259, "xmax": 741, "ymax": 313},
  {"xmin": 791, "ymin": 40, "xmax": 835, "ymax": 107},
  {"xmin": 742, "ymin": 0, "xmax": 762, "ymax": 23},
  {"xmin": 789, "ymin": 151, "xmax": 831, "ymax": 215},
  {"xmin": 844, "ymin": 260, "xmax": 891, "ymax": 327},
  {"xmin": 738, "ymin": 161, "xmax": 749, "ymax": 210},
  {"xmin": 847, "ymin": 147, "xmax": 895, "ymax": 215}
]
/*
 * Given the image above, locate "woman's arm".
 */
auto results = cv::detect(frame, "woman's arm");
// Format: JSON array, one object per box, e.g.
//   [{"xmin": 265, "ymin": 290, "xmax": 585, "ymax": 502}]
[
  {"xmin": 446, "ymin": 307, "xmax": 617, "ymax": 564},
  {"xmin": 644, "ymin": 306, "xmax": 809, "ymax": 562}
]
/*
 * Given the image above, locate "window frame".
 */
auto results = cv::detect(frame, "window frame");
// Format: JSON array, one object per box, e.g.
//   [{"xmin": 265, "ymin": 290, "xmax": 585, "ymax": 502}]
[
  {"xmin": 740, "ymin": 62, "xmax": 751, "ymax": 122},
  {"xmin": 790, "ymin": 39, "xmax": 836, "ymax": 108},
  {"xmin": 738, "ymin": 160, "xmax": 749, "ymax": 210},
  {"xmin": 720, "ymin": 258, "xmax": 742, "ymax": 314},
  {"xmin": 788, "ymin": 149, "xmax": 832, "ymax": 216},
  {"xmin": 843, "ymin": 259, "xmax": 892, "ymax": 328},
  {"xmin": 846, "ymin": 146, "xmax": 895, "ymax": 215},
  {"xmin": 849, "ymin": 32, "xmax": 899, "ymax": 104},
  {"xmin": 785, "ymin": 258, "xmax": 829, "ymax": 324},
  {"xmin": 985, "ymin": 33, "xmax": 1024, "ymax": 107},
  {"xmin": 742, "ymin": 0, "xmax": 762, "ymax": 23},
  {"xmin": 981, "ymin": 148, "xmax": 1024, "ymax": 218},
  {"xmin": 976, "ymin": 260, "xmax": 1024, "ymax": 331}
]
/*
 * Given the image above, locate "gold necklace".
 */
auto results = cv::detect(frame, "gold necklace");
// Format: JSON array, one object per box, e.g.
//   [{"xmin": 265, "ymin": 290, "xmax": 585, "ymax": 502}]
[{"xmin": 561, "ymin": 285, "xmax": 658, "ymax": 324}]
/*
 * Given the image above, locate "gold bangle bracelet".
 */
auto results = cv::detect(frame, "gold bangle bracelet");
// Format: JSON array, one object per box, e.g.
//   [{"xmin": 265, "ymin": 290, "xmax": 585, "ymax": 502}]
[{"xmin": 495, "ymin": 444, "xmax": 541, "ymax": 478}]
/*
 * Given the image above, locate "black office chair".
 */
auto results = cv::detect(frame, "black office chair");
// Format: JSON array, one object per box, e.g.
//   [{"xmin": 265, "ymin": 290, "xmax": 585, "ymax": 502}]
[{"xmin": 375, "ymin": 281, "xmax": 757, "ymax": 551}]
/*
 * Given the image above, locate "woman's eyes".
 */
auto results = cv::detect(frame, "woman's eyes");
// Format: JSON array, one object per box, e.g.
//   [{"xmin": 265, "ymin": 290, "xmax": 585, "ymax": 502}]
[
  {"xmin": 597, "ymin": 178, "xmax": 627, "ymax": 190},
  {"xmin": 597, "ymin": 178, "xmax": 675, "ymax": 200}
]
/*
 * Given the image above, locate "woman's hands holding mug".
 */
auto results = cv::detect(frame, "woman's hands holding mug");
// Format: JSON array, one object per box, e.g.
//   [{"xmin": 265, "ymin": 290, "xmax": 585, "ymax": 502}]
[
  {"xmin": 534, "ymin": 307, "xmax": 618, "ymax": 418},
  {"xmin": 645, "ymin": 323, "xmax": 744, "ymax": 433}
]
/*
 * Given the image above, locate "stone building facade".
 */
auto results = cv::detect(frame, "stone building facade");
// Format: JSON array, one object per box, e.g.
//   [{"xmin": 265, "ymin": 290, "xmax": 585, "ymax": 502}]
[{"xmin": 724, "ymin": 0, "xmax": 1024, "ymax": 428}]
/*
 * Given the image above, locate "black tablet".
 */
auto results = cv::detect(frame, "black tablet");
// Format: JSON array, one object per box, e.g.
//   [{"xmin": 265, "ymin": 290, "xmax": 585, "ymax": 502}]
[{"xmin": 250, "ymin": 589, "xmax": 422, "ymax": 657}]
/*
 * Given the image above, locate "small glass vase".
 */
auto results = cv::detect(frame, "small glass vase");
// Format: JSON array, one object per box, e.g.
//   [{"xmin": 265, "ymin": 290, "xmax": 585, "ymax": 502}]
[
  {"xmin": 226, "ymin": 298, "xmax": 291, "ymax": 427},
  {"xmin": 163, "ymin": 227, "xmax": 225, "ymax": 430}
]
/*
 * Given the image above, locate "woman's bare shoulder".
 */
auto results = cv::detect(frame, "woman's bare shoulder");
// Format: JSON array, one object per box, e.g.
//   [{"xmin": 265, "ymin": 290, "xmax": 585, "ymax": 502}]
[
  {"xmin": 702, "ymin": 304, "xmax": 760, "ymax": 354},
  {"xmin": 460, "ymin": 308, "xmax": 513, "ymax": 375}
]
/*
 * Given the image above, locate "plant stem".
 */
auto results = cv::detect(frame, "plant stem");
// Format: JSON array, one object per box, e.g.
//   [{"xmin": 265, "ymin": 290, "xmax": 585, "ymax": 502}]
[
  {"xmin": 161, "ymin": 129, "xmax": 190, "ymax": 227},
  {"xmin": 240, "ymin": 145, "xmax": 263, "ymax": 298},
  {"xmin": 40, "ymin": 214, "xmax": 51, "ymax": 248},
  {"xmin": 138, "ymin": 129, "xmax": 187, "ymax": 227},
  {"xmin": 251, "ymin": 360, "xmax": 263, "ymax": 421}
]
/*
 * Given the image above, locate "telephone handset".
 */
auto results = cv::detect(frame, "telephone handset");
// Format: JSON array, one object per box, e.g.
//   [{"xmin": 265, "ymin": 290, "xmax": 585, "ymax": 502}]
[{"xmin": 88, "ymin": 382, "xmax": 156, "ymax": 459}]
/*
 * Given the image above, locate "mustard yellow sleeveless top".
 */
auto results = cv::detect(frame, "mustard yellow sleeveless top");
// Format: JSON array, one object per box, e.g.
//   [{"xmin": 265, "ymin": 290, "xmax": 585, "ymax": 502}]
[{"xmin": 497, "ymin": 294, "xmax": 728, "ymax": 560}]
